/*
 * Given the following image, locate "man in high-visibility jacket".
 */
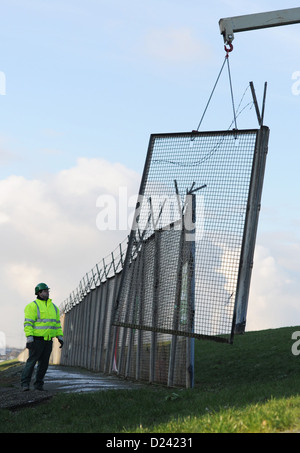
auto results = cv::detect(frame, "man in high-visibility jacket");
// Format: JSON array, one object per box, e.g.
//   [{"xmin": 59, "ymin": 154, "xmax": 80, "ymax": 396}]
[{"xmin": 21, "ymin": 283, "xmax": 64, "ymax": 391}]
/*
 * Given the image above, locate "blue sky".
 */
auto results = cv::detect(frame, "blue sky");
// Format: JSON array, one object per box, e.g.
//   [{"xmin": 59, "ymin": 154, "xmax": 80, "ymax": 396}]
[{"xmin": 0, "ymin": 0, "xmax": 299, "ymax": 348}]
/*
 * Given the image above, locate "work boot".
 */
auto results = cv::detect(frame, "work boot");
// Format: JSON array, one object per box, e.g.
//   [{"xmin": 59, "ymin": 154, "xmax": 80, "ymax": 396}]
[{"xmin": 21, "ymin": 385, "xmax": 29, "ymax": 392}]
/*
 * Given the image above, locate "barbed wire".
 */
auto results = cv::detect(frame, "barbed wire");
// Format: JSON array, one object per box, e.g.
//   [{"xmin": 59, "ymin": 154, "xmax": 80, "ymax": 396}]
[{"xmin": 60, "ymin": 236, "xmax": 129, "ymax": 313}]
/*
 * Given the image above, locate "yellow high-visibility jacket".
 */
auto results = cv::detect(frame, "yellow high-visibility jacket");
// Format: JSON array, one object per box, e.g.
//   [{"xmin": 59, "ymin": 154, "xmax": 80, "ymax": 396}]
[{"xmin": 24, "ymin": 298, "xmax": 63, "ymax": 341}]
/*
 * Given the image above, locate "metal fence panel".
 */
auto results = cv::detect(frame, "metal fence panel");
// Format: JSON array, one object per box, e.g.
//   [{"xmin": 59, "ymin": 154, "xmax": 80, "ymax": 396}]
[{"xmin": 113, "ymin": 127, "xmax": 269, "ymax": 343}]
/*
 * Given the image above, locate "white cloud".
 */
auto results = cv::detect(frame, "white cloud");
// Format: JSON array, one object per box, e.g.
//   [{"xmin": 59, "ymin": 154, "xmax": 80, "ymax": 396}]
[
  {"xmin": 54, "ymin": 157, "xmax": 138, "ymax": 196},
  {"xmin": 0, "ymin": 212, "xmax": 10, "ymax": 224},
  {"xmin": 6, "ymin": 263, "xmax": 42, "ymax": 298},
  {"xmin": 247, "ymin": 242, "xmax": 300, "ymax": 332},
  {"xmin": 0, "ymin": 157, "xmax": 140, "ymax": 348}
]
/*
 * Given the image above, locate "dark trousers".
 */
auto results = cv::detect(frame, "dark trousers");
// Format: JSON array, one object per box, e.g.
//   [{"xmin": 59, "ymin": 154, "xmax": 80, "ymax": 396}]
[{"xmin": 21, "ymin": 338, "xmax": 53, "ymax": 389}]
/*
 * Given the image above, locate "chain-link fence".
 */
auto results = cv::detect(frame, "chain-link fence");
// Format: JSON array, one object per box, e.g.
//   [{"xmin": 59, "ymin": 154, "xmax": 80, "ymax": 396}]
[
  {"xmin": 60, "ymin": 127, "xmax": 269, "ymax": 388},
  {"xmin": 60, "ymin": 238, "xmax": 191, "ymax": 387}
]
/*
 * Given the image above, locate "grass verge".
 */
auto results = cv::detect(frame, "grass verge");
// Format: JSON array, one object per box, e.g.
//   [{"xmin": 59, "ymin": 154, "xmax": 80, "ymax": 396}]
[{"xmin": 0, "ymin": 325, "xmax": 299, "ymax": 433}]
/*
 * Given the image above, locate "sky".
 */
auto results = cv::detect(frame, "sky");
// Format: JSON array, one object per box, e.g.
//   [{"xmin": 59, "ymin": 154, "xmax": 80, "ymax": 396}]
[{"xmin": 0, "ymin": 0, "xmax": 299, "ymax": 348}]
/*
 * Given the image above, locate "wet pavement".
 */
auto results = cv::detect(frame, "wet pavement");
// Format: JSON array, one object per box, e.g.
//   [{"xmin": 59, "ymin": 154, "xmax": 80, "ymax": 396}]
[
  {"xmin": 0, "ymin": 363, "xmax": 144, "ymax": 410},
  {"xmin": 44, "ymin": 365, "xmax": 143, "ymax": 393}
]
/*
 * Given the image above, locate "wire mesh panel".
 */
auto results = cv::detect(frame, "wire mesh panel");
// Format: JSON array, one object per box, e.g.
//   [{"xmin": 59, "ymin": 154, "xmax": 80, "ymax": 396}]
[
  {"xmin": 114, "ymin": 128, "xmax": 269, "ymax": 343},
  {"xmin": 60, "ymin": 233, "xmax": 190, "ymax": 387}
]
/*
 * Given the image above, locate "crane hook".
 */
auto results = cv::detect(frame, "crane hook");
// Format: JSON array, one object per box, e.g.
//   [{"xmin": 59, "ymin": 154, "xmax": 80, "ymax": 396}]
[{"xmin": 224, "ymin": 43, "xmax": 233, "ymax": 57}]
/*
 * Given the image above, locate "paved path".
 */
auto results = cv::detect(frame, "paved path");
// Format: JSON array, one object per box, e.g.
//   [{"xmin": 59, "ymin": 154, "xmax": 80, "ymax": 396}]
[
  {"xmin": 44, "ymin": 365, "xmax": 143, "ymax": 393},
  {"xmin": 0, "ymin": 363, "xmax": 143, "ymax": 410}
]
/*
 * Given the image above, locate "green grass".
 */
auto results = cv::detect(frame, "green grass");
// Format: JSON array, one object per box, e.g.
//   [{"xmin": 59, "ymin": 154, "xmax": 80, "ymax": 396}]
[
  {"xmin": 0, "ymin": 359, "xmax": 21, "ymax": 372},
  {"xmin": 0, "ymin": 326, "xmax": 300, "ymax": 433}
]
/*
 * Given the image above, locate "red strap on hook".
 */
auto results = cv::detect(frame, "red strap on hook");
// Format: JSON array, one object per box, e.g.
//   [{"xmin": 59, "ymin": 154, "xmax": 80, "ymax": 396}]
[{"xmin": 224, "ymin": 43, "xmax": 233, "ymax": 58}]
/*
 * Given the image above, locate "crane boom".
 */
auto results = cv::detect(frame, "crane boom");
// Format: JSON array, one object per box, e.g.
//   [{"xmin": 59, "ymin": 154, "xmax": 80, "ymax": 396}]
[{"xmin": 219, "ymin": 7, "xmax": 300, "ymax": 43}]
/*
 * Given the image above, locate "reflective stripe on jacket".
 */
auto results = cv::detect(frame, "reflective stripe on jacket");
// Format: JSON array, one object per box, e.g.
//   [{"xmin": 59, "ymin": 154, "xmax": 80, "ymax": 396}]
[{"xmin": 24, "ymin": 298, "xmax": 63, "ymax": 341}]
